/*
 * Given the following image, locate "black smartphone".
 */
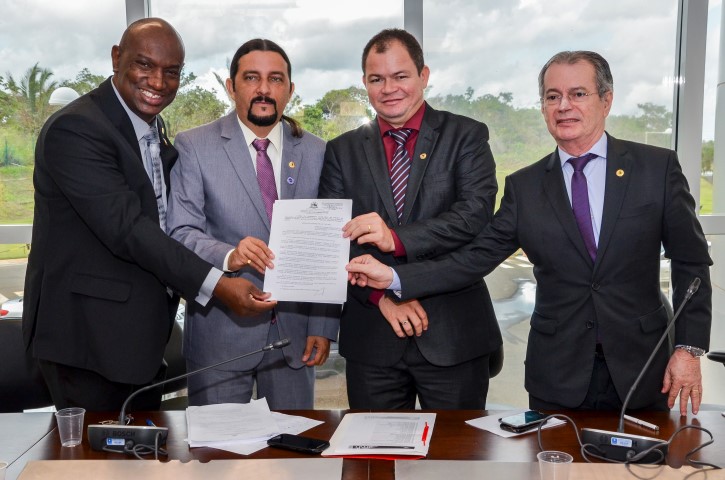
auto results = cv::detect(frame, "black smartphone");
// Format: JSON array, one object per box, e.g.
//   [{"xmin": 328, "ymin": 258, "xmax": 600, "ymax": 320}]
[
  {"xmin": 499, "ymin": 410, "xmax": 549, "ymax": 433},
  {"xmin": 267, "ymin": 434, "xmax": 330, "ymax": 454}
]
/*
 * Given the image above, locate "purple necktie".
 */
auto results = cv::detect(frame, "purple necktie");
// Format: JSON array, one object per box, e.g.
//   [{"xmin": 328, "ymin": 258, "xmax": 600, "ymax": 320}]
[
  {"xmin": 388, "ymin": 128, "xmax": 413, "ymax": 223},
  {"xmin": 252, "ymin": 138, "xmax": 277, "ymax": 222},
  {"xmin": 568, "ymin": 153, "xmax": 598, "ymax": 261}
]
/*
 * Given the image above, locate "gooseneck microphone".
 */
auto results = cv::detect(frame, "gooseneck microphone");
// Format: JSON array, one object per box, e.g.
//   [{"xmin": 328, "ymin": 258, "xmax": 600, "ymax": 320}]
[
  {"xmin": 88, "ymin": 338, "xmax": 290, "ymax": 452},
  {"xmin": 581, "ymin": 277, "xmax": 701, "ymax": 463},
  {"xmin": 617, "ymin": 278, "xmax": 701, "ymax": 433}
]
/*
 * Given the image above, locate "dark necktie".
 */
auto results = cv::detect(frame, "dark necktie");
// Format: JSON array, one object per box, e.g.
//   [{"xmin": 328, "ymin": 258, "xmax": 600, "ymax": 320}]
[
  {"xmin": 388, "ymin": 128, "xmax": 413, "ymax": 223},
  {"xmin": 252, "ymin": 138, "xmax": 278, "ymax": 222},
  {"xmin": 143, "ymin": 125, "xmax": 166, "ymax": 232},
  {"xmin": 568, "ymin": 153, "xmax": 598, "ymax": 261}
]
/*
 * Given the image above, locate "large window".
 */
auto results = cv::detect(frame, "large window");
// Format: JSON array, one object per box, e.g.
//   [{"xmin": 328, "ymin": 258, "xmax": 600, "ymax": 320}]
[{"xmin": 1, "ymin": 0, "xmax": 722, "ymax": 410}]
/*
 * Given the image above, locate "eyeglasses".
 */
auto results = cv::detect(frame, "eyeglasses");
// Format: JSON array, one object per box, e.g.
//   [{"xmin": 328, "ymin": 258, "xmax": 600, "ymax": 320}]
[{"xmin": 542, "ymin": 90, "xmax": 597, "ymax": 106}]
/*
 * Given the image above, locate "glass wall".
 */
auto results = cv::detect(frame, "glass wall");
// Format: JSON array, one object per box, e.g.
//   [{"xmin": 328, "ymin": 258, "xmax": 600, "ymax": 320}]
[{"xmin": 1, "ymin": 0, "xmax": 722, "ymax": 409}]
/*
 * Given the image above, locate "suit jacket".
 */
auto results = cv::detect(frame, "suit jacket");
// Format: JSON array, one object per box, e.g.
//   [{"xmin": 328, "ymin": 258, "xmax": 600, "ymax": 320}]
[
  {"xmin": 166, "ymin": 113, "xmax": 339, "ymax": 373},
  {"xmin": 395, "ymin": 134, "xmax": 712, "ymax": 408},
  {"xmin": 23, "ymin": 78, "xmax": 213, "ymax": 385},
  {"xmin": 318, "ymin": 104, "xmax": 502, "ymax": 367}
]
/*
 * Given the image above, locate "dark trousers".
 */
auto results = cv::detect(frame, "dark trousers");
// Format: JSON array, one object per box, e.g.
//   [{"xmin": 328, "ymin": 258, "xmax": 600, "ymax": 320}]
[
  {"xmin": 346, "ymin": 338, "xmax": 490, "ymax": 410},
  {"xmin": 529, "ymin": 347, "xmax": 669, "ymax": 411},
  {"xmin": 39, "ymin": 359, "xmax": 165, "ymax": 413}
]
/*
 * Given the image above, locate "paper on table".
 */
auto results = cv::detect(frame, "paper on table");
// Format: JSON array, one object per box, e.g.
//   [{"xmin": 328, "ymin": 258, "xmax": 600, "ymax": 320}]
[
  {"xmin": 186, "ymin": 398, "xmax": 278, "ymax": 447},
  {"xmin": 263, "ymin": 199, "xmax": 351, "ymax": 304},
  {"xmin": 322, "ymin": 412, "xmax": 435, "ymax": 458},
  {"xmin": 200, "ymin": 411, "xmax": 325, "ymax": 456},
  {"xmin": 465, "ymin": 409, "xmax": 565, "ymax": 438}
]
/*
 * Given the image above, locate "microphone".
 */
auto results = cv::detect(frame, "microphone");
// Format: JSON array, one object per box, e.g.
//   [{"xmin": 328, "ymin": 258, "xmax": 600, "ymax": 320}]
[
  {"xmin": 88, "ymin": 338, "xmax": 291, "ymax": 452},
  {"xmin": 581, "ymin": 278, "xmax": 701, "ymax": 463}
]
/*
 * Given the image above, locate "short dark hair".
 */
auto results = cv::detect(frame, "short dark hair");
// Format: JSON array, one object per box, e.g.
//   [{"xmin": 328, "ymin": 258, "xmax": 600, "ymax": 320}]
[
  {"xmin": 538, "ymin": 51, "xmax": 613, "ymax": 99},
  {"xmin": 362, "ymin": 28, "xmax": 424, "ymax": 74},
  {"xmin": 228, "ymin": 38, "xmax": 303, "ymax": 137}
]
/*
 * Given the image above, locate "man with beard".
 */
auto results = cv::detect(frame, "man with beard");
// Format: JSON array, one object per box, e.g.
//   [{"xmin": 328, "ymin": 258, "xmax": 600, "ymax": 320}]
[{"xmin": 166, "ymin": 39, "xmax": 339, "ymax": 408}]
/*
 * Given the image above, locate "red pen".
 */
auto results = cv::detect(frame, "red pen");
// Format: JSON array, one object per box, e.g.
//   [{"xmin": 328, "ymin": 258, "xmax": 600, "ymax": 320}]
[{"xmin": 421, "ymin": 422, "xmax": 429, "ymax": 445}]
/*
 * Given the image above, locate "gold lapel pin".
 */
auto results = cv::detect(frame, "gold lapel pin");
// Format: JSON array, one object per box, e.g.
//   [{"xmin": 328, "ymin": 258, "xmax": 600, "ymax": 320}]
[
  {"xmin": 616, "ymin": 169, "xmax": 624, "ymax": 177},
  {"xmin": 419, "ymin": 153, "xmax": 427, "ymax": 160},
  {"xmin": 288, "ymin": 161, "xmax": 296, "ymax": 168}
]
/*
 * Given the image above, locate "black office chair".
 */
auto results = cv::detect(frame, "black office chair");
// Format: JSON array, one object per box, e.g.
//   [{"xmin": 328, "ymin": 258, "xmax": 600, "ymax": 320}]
[
  {"xmin": 0, "ymin": 319, "xmax": 53, "ymax": 412},
  {"xmin": 707, "ymin": 350, "xmax": 725, "ymax": 366},
  {"xmin": 489, "ymin": 345, "xmax": 504, "ymax": 379},
  {"xmin": 159, "ymin": 320, "xmax": 189, "ymax": 410}
]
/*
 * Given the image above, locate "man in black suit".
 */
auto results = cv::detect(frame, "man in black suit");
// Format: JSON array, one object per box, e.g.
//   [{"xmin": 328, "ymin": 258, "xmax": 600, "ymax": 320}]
[
  {"xmin": 347, "ymin": 51, "xmax": 712, "ymax": 415},
  {"xmin": 318, "ymin": 29, "xmax": 501, "ymax": 409},
  {"xmin": 23, "ymin": 18, "xmax": 274, "ymax": 412}
]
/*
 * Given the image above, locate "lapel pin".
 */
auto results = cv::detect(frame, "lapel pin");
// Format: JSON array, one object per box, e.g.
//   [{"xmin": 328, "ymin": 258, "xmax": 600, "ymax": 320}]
[
  {"xmin": 419, "ymin": 153, "xmax": 427, "ymax": 160},
  {"xmin": 288, "ymin": 161, "xmax": 296, "ymax": 168},
  {"xmin": 287, "ymin": 176, "xmax": 295, "ymax": 185},
  {"xmin": 616, "ymin": 169, "xmax": 624, "ymax": 177}
]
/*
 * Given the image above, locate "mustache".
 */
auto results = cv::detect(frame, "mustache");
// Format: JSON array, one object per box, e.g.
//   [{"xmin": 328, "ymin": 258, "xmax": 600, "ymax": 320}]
[{"xmin": 251, "ymin": 96, "xmax": 277, "ymax": 107}]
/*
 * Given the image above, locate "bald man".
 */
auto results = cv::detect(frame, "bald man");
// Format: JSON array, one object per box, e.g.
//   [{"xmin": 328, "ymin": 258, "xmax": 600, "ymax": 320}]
[{"xmin": 24, "ymin": 18, "xmax": 274, "ymax": 412}]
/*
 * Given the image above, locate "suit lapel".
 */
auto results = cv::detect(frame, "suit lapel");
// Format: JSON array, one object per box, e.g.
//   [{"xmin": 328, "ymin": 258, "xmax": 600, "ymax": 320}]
[
  {"xmin": 596, "ymin": 134, "xmax": 632, "ymax": 268},
  {"xmin": 543, "ymin": 150, "xmax": 595, "ymax": 265},
  {"xmin": 362, "ymin": 122, "xmax": 399, "ymax": 223},
  {"xmin": 402, "ymin": 107, "xmax": 438, "ymax": 224},
  {"xmin": 279, "ymin": 122, "xmax": 301, "ymax": 199},
  {"xmin": 220, "ymin": 112, "xmax": 270, "ymax": 229}
]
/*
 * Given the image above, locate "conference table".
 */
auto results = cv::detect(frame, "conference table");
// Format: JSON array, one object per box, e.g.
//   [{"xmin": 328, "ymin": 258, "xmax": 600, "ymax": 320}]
[{"xmin": 5, "ymin": 409, "xmax": 725, "ymax": 479}]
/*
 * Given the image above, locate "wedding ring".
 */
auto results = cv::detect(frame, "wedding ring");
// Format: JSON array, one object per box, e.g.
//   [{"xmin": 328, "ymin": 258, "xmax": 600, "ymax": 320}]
[
  {"xmin": 247, "ymin": 259, "xmax": 252, "ymax": 265},
  {"xmin": 402, "ymin": 321, "xmax": 408, "ymax": 326},
  {"xmin": 367, "ymin": 224, "xmax": 372, "ymax": 233}
]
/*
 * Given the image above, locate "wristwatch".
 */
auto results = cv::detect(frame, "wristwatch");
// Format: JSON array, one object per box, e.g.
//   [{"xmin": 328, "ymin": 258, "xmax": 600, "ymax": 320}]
[{"xmin": 676, "ymin": 345, "xmax": 706, "ymax": 357}]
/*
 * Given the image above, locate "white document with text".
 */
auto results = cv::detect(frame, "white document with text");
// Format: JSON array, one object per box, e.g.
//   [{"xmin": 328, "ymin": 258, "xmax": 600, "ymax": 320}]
[{"xmin": 264, "ymin": 199, "xmax": 351, "ymax": 304}]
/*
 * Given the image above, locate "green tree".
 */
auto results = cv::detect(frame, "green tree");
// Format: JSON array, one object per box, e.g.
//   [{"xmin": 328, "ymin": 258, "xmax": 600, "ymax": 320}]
[
  {"xmin": 60, "ymin": 68, "xmax": 105, "ymax": 95},
  {"xmin": 5, "ymin": 63, "xmax": 58, "ymax": 138},
  {"xmin": 162, "ymin": 72, "xmax": 227, "ymax": 139}
]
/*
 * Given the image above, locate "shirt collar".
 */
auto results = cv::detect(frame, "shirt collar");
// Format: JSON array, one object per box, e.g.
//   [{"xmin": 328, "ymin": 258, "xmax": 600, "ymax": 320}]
[
  {"xmin": 111, "ymin": 79, "xmax": 156, "ymax": 141},
  {"xmin": 237, "ymin": 115, "xmax": 283, "ymax": 152},
  {"xmin": 558, "ymin": 132, "xmax": 608, "ymax": 166},
  {"xmin": 377, "ymin": 102, "xmax": 426, "ymax": 137}
]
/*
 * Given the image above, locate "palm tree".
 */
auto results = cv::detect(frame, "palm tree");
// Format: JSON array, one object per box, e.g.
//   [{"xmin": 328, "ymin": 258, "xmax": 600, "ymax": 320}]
[{"xmin": 6, "ymin": 63, "xmax": 58, "ymax": 138}]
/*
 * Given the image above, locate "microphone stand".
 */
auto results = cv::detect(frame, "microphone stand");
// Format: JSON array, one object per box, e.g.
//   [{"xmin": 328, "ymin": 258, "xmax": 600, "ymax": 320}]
[{"xmin": 88, "ymin": 338, "xmax": 290, "ymax": 452}]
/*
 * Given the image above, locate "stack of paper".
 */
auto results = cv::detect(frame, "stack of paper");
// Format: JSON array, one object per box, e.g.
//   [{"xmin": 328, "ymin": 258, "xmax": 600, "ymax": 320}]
[
  {"xmin": 185, "ymin": 398, "xmax": 323, "ymax": 455},
  {"xmin": 322, "ymin": 412, "xmax": 435, "ymax": 458}
]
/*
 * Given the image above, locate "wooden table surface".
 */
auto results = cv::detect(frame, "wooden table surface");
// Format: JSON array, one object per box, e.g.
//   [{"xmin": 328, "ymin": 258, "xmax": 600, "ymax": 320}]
[{"xmin": 8, "ymin": 409, "xmax": 725, "ymax": 479}]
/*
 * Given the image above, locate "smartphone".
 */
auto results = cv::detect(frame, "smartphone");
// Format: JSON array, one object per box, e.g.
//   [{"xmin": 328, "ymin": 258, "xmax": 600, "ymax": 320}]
[
  {"xmin": 267, "ymin": 434, "xmax": 330, "ymax": 454},
  {"xmin": 499, "ymin": 410, "xmax": 549, "ymax": 433}
]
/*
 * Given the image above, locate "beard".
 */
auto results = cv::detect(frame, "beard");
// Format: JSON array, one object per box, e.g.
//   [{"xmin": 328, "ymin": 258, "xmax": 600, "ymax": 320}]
[{"xmin": 247, "ymin": 96, "xmax": 278, "ymax": 127}]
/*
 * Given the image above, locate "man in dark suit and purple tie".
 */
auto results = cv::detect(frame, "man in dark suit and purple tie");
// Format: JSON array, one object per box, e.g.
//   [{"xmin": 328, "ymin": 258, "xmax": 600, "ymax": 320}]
[{"xmin": 347, "ymin": 51, "xmax": 712, "ymax": 416}]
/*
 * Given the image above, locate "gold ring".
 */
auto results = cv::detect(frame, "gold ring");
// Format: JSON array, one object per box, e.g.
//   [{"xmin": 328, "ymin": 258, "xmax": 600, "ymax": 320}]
[
  {"xmin": 367, "ymin": 224, "xmax": 371, "ymax": 233},
  {"xmin": 247, "ymin": 259, "xmax": 252, "ymax": 265}
]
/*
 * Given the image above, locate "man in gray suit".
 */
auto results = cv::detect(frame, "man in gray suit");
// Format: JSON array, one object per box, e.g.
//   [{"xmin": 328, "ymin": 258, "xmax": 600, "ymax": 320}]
[
  {"xmin": 347, "ymin": 51, "xmax": 712, "ymax": 415},
  {"xmin": 167, "ymin": 39, "xmax": 339, "ymax": 409}
]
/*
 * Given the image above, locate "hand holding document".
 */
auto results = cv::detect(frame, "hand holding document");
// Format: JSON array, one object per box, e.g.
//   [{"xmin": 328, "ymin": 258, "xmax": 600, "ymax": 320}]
[
  {"xmin": 322, "ymin": 412, "xmax": 435, "ymax": 458},
  {"xmin": 264, "ymin": 199, "xmax": 352, "ymax": 304}
]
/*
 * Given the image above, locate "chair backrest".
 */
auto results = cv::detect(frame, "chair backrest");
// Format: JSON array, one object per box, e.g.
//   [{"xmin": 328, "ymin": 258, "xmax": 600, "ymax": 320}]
[
  {"xmin": 162, "ymin": 320, "xmax": 186, "ymax": 394},
  {"xmin": 489, "ymin": 345, "xmax": 504, "ymax": 379},
  {"xmin": 0, "ymin": 319, "xmax": 53, "ymax": 412}
]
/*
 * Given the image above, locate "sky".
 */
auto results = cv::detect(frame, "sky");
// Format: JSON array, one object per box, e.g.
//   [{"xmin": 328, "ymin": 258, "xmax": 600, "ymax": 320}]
[{"xmin": 0, "ymin": 0, "xmax": 721, "ymax": 139}]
